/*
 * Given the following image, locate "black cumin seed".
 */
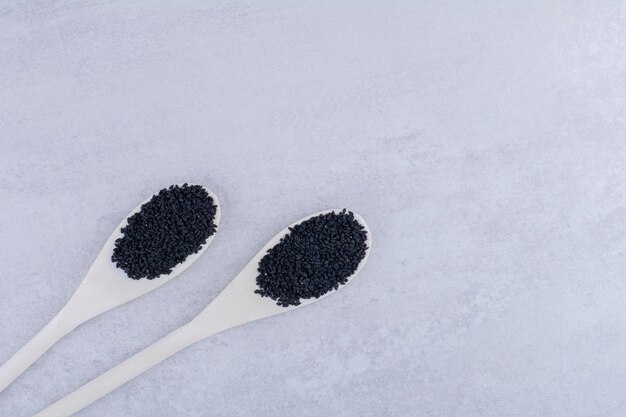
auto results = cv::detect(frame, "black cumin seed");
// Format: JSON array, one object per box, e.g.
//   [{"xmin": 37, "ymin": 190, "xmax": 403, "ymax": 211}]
[
  {"xmin": 111, "ymin": 184, "xmax": 217, "ymax": 280},
  {"xmin": 255, "ymin": 210, "xmax": 368, "ymax": 307}
]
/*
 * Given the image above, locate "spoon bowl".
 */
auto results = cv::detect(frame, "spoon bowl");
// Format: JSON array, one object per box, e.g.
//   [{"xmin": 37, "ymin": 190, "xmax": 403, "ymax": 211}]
[
  {"xmin": 35, "ymin": 209, "xmax": 371, "ymax": 417},
  {"xmin": 194, "ymin": 209, "xmax": 371, "ymax": 333},
  {"xmin": 62, "ymin": 184, "xmax": 221, "ymax": 321},
  {"xmin": 0, "ymin": 184, "xmax": 220, "ymax": 393}
]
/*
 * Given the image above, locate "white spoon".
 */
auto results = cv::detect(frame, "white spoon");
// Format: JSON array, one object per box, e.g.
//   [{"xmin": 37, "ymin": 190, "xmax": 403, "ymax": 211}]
[
  {"xmin": 0, "ymin": 185, "xmax": 221, "ymax": 394},
  {"xmin": 34, "ymin": 209, "xmax": 371, "ymax": 417}
]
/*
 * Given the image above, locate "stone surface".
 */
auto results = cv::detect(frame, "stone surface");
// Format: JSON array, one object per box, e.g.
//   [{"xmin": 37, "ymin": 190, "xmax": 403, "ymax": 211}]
[{"xmin": 1, "ymin": 1, "xmax": 625, "ymax": 416}]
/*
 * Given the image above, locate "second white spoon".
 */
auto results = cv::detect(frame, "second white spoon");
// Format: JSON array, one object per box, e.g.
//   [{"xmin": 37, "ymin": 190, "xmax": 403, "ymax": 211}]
[{"xmin": 34, "ymin": 209, "xmax": 371, "ymax": 417}]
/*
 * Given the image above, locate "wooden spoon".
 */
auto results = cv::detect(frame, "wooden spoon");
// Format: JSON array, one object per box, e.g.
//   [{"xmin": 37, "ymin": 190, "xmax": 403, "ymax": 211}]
[
  {"xmin": 34, "ymin": 209, "xmax": 371, "ymax": 417},
  {"xmin": 0, "ymin": 185, "xmax": 221, "ymax": 393}
]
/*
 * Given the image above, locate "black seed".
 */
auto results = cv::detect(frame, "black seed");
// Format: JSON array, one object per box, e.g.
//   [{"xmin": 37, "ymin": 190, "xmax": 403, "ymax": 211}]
[
  {"xmin": 111, "ymin": 184, "xmax": 217, "ymax": 280},
  {"xmin": 255, "ymin": 210, "xmax": 368, "ymax": 307}
]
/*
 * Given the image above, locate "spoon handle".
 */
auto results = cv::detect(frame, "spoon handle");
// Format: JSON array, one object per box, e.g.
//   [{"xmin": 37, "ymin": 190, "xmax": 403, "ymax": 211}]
[
  {"xmin": 33, "ymin": 324, "xmax": 203, "ymax": 417},
  {"xmin": 0, "ymin": 312, "xmax": 79, "ymax": 393}
]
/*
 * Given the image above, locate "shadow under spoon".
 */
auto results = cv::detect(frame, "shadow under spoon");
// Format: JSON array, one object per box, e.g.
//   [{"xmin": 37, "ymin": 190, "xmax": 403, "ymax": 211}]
[
  {"xmin": 0, "ymin": 184, "xmax": 221, "ymax": 393},
  {"xmin": 34, "ymin": 209, "xmax": 371, "ymax": 417}
]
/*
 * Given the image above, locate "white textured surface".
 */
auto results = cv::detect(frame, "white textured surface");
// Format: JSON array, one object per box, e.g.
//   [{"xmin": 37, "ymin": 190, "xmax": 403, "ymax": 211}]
[{"xmin": 0, "ymin": 1, "xmax": 625, "ymax": 416}]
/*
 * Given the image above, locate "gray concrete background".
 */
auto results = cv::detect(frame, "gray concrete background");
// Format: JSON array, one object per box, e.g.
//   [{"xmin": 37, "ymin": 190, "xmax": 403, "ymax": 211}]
[{"xmin": 1, "ymin": 1, "xmax": 625, "ymax": 416}]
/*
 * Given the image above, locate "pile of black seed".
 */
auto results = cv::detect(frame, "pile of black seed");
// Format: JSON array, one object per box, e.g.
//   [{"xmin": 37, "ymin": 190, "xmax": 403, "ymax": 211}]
[
  {"xmin": 255, "ymin": 210, "xmax": 368, "ymax": 307},
  {"xmin": 111, "ymin": 184, "xmax": 217, "ymax": 280}
]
